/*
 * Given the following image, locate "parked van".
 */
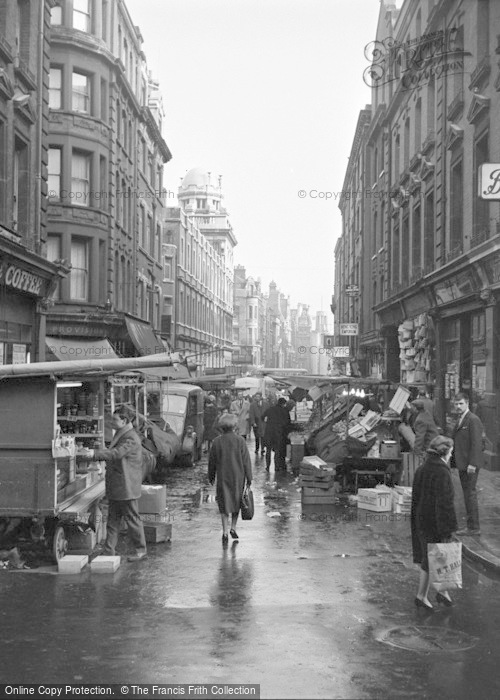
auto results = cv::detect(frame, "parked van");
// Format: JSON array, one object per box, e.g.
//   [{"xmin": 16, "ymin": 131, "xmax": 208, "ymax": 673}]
[{"xmin": 160, "ymin": 383, "xmax": 205, "ymax": 461}]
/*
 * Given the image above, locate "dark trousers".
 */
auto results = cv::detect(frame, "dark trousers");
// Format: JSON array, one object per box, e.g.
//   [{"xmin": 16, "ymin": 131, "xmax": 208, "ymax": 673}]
[
  {"xmin": 265, "ymin": 445, "xmax": 287, "ymax": 470},
  {"xmin": 459, "ymin": 469, "xmax": 480, "ymax": 530},
  {"xmin": 253, "ymin": 425, "xmax": 263, "ymax": 452},
  {"xmin": 105, "ymin": 498, "xmax": 147, "ymax": 555}
]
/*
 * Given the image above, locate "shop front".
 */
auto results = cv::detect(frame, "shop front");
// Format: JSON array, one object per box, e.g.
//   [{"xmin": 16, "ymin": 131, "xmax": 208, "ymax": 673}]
[{"xmin": 0, "ymin": 235, "xmax": 66, "ymax": 364}]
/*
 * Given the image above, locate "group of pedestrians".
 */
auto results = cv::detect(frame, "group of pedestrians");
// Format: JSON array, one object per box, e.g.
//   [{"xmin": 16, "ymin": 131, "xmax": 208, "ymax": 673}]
[{"xmin": 411, "ymin": 391, "xmax": 485, "ymax": 610}]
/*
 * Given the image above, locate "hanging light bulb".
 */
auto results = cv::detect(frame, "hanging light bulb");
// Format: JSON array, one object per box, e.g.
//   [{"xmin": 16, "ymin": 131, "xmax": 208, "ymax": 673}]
[
  {"xmin": 342, "ymin": 388, "xmax": 348, "ymax": 396},
  {"xmin": 360, "ymin": 389, "xmax": 366, "ymax": 398},
  {"xmin": 350, "ymin": 388, "xmax": 356, "ymax": 395}
]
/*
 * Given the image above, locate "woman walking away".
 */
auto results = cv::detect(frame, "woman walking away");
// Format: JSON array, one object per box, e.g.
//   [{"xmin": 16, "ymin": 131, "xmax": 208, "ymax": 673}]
[
  {"xmin": 208, "ymin": 413, "xmax": 252, "ymax": 545},
  {"xmin": 411, "ymin": 435, "xmax": 458, "ymax": 610}
]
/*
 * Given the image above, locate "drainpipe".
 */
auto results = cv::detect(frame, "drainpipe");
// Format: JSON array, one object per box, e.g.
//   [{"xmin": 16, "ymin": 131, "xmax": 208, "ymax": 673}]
[{"xmin": 36, "ymin": 1, "xmax": 46, "ymax": 361}]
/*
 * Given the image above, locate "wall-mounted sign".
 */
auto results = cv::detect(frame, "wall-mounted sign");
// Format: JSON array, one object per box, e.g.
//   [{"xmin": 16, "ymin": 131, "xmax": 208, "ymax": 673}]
[
  {"xmin": 478, "ymin": 164, "xmax": 500, "ymax": 200},
  {"xmin": 345, "ymin": 284, "xmax": 360, "ymax": 296},
  {"xmin": 339, "ymin": 323, "xmax": 359, "ymax": 336},
  {"xmin": 0, "ymin": 260, "xmax": 45, "ymax": 296},
  {"xmin": 323, "ymin": 335, "xmax": 335, "ymax": 348}
]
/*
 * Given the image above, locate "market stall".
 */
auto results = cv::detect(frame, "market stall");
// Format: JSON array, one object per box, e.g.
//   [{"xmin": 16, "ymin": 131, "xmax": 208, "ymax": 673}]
[{"xmin": 0, "ymin": 353, "xmax": 173, "ymax": 561}]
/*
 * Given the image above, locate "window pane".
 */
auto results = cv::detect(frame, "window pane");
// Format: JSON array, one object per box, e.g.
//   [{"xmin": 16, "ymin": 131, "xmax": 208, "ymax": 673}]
[
  {"xmin": 48, "ymin": 148, "xmax": 61, "ymax": 198},
  {"xmin": 73, "ymin": 0, "xmax": 90, "ymax": 32},
  {"xmin": 47, "ymin": 236, "xmax": 61, "ymax": 299},
  {"xmin": 51, "ymin": 5, "xmax": 62, "ymax": 25},
  {"xmin": 70, "ymin": 239, "xmax": 89, "ymax": 300},
  {"xmin": 72, "ymin": 72, "xmax": 90, "ymax": 113},
  {"xmin": 49, "ymin": 68, "xmax": 62, "ymax": 109},
  {"xmin": 71, "ymin": 152, "xmax": 90, "ymax": 206}
]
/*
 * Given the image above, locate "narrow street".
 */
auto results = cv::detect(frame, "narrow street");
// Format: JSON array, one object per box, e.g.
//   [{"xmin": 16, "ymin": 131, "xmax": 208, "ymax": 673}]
[{"xmin": 1, "ymin": 443, "xmax": 500, "ymax": 699}]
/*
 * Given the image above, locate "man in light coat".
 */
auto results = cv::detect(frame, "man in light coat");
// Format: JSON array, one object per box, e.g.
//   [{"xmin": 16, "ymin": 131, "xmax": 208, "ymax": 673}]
[
  {"xmin": 451, "ymin": 393, "xmax": 484, "ymax": 536},
  {"xmin": 78, "ymin": 407, "xmax": 147, "ymax": 561}
]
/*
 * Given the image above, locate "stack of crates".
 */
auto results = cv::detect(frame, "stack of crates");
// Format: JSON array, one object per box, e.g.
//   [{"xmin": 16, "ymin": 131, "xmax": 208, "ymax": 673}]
[
  {"xmin": 392, "ymin": 485, "xmax": 412, "ymax": 514},
  {"xmin": 300, "ymin": 456, "xmax": 337, "ymax": 505}
]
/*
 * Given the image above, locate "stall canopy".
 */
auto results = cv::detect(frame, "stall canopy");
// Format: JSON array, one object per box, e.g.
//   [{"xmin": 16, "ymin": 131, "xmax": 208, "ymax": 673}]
[
  {"xmin": 180, "ymin": 374, "xmax": 235, "ymax": 389},
  {"xmin": 125, "ymin": 317, "xmax": 164, "ymax": 356},
  {"xmin": 46, "ymin": 337, "xmax": 118, "ymax": 361}
]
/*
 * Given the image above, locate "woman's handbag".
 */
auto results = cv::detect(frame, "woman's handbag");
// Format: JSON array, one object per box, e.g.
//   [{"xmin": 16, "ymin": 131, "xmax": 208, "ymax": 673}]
[
  {"xmin": 240, "ymin": 485, "xmax": 254, "ymax": 520},
  {"xmin": 427, "ymin": 541, "xmax": 462, "ymax": 591}
]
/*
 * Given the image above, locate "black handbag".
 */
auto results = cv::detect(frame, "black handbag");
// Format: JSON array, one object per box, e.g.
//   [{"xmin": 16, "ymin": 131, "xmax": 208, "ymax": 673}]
[{"xmin": 240, "ymin": 485, "xmax": 254, "ymax": 520}]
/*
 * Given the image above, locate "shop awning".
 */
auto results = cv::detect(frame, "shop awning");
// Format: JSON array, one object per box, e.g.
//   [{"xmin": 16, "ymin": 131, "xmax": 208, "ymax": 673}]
[
  {"xmin": 125, "ymin": 317, "xmax": 164, "ymax": 356},
  {"xmin": 46, "ymin": 337, "xmax": 118, "ymax": 361}
]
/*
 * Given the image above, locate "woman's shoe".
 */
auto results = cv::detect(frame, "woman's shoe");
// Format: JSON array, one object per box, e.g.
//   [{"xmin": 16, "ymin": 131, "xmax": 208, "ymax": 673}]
[
  {"xmin": 436, "ymin": 592, "xmax": 454, "ymax": 607},
  {"xmin": 222, "ymin": 534, "xmax": 229, "ymax": 545},
  {"xmin": 230, "ymin": 529, "xmax": 239, "ymax": 540},
  {"xmin": 415, "ymin": 597, "xmax": 434, "ymax": 610}
]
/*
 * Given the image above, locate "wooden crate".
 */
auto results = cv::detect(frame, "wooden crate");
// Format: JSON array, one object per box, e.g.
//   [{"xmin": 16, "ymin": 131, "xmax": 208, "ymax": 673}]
[
  {"xmin": 400, "ymin": 453, "xmax": 420, "ymax": 486},
  {"xmin": 144, "ymin": 522, "xmax": 172, "ymax": 544}
]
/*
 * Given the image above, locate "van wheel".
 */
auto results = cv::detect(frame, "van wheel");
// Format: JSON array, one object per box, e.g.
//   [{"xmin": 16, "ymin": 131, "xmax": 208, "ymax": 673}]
[{"xmin": 52, "ymin": 523, "xmax": 68, "ymax": 562}]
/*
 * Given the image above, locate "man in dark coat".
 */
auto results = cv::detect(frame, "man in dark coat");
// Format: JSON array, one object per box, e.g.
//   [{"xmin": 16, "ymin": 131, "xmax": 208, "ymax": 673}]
[
  {"xmin": 263, "ymin": 397, "xmax": 291, "ymax": 472},
  {"xmin": 78, "ymin": 407, "xmax": 147, "ymax": 562},
  {"xmin": 249, "ymin": 392, "xmax": 266, "ymax": 456},
  {"xmin": 450, "ymin": 393, "xmax": 484, "ymax": 535},
  {"xmin": 208, "ymin": 414, "xmax": 252, "ymax": 544},
  {"xmin": 411, "ymin": 435, "xmax": 458, "ymax": 608}
]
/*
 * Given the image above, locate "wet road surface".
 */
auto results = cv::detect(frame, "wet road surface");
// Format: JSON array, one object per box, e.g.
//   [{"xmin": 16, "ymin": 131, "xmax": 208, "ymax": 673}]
[{"xmin": 1, "ymin": 444, "xmax": 500, "ymax": 699}]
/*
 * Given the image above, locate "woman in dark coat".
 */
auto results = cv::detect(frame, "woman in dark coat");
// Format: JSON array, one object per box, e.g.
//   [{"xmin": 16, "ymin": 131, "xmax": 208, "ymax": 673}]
[
  {"xmin": 208, "ymin": 413, "xmax": 252, "ymax": 545},
  {"xmin": 203, "ymin": 397, "xmax": 219, "ymax": 452},
  {"xmin": 411, "ymin": 435, "xmax": 458, "ymax": 609}
]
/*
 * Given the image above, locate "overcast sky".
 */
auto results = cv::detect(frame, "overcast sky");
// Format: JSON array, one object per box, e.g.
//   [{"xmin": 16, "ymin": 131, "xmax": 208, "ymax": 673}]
[{"xmin": 125, "ymin": 0, "xmax": 393, "ymax": 326}]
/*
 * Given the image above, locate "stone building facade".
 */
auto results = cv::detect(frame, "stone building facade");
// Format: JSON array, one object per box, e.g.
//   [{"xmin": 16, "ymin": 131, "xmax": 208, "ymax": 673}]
[
  {"xmin": 0, "ymin": 0, "xmax": 67, "ymax": 365},
  {"xmin": 337, "ymin": 0, "xmax": 500, "ymax": 468},
  {"xmin": 44, "ymin": 0, "xmax": 172, "ymax": 359}
]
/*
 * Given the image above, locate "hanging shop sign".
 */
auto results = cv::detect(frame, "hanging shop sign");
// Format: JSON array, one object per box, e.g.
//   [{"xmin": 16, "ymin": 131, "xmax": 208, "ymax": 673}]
[
  {"xmin": 0, "ymin": 259, "xmax": 45, "ymax": 296},
  {"xmin": 339, "ymin": 323, "xmax": 359, "ymax": 336},
  {"xmin": 478, "ymin": 164, "xmax": 500, "ymax": 200},
  {"xmin": 323, "ymin": 335, "xmax": 335, "ymax": 348}
]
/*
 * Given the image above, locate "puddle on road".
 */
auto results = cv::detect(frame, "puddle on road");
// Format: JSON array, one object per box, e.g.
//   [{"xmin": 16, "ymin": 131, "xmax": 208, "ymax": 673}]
[{"xmin": 376, "ymin": 625, "xmax": 479, "ymax": 652}]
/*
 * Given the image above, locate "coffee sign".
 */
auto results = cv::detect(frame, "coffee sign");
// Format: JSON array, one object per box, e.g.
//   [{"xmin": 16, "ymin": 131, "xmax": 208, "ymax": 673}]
[{"xmin": 0, "ymin": 260, "xmax": 45, "ymax": 295}]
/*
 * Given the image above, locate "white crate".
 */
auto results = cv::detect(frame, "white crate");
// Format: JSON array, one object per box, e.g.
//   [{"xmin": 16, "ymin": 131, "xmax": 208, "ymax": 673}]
[
  {"xmin": 90, "ymin": 555, "xmax": 120, "ymax": 573},
  {"xmin": 300, "ymin": 456, "xmax": 327, "ymax": 468},
  {"xmin": 356, "ymin": 488, "xmax": 392, "ymax": 512},
  {"xmin": 58, "ymin": 555, "xmax": 88, "ymax": 574}
]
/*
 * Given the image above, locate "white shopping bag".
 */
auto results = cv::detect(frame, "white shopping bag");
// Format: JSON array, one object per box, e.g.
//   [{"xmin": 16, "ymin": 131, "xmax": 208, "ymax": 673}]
[{"xmin": 427, "ymin": 541, "xmax": 462, "ymax": 592}]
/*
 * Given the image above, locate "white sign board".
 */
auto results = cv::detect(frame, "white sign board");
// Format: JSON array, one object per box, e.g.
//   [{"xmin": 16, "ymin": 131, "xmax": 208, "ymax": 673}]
[
  {"xmin": 332, "ymin": 346, "xmax": 350, "ymax": 357},
  {"xmin": 389, "ymin": 385, "xmax": 411, "ymax": 414},
  {"xmin": 339, "ymin": 323, "xmax": 358, "ymax": 336},
  {"xmin": 479, "ymin": 163, "xmax": 500, "ymax": 200}
]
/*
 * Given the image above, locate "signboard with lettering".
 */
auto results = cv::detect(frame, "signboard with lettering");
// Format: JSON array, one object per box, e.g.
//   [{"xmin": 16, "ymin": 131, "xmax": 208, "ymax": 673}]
[
  {"xmin": 332, "ymin": 346, "xmax": 350, "ymax": 357},
  {"xmin": 479, "ymin": 163, "xmax": 500, "ymax": 200},
  {"xmin": 339, "ymin": 323, "xmax": 359, "ymax": 336},
  {"xmin": 0, "ymin": 259, "xmax": 45, "ymax": 296},
  {"xmin": 345, "ymin": 284, "xmax": 360, "ymax": 296}
]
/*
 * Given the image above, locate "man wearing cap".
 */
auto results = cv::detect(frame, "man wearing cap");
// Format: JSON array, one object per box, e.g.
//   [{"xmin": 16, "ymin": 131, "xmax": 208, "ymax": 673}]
[
  {"xmin": 451, "ymin": 393, "xmax": 483, "ymax": 536},
  {"xmin": 411, "ymin": 399, "xmax": 440, "ymax": 461}
]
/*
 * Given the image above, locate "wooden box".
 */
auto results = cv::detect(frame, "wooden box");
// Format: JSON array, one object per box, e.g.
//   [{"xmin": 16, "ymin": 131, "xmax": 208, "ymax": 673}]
[
  {"xmin": 138, "ymin": 485, "xmax": 167, "ymax": 514},
  {"xmin": 144, "ymin": 522, "xmax": 172, "ymax": 544}
]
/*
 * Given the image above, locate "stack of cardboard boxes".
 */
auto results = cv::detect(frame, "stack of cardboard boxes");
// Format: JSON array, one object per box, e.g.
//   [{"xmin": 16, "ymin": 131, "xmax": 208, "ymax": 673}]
[
  {"xmin": 138, "ymin": 485, "xmax": 172, "ymax": 543},
  {"xmin": 299, "ymin": 456, "xmax": 337, "ymax": 505}
]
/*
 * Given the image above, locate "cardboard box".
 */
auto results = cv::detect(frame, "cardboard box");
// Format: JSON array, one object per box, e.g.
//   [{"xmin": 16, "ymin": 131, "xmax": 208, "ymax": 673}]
[
  {"xmin": 356, "ymin": 488, "xmax": 392, "ymax": 512},
  {"xmin": 138, "ymin": 485, "xmax": 166, "ymax": 514},
  {"xmin": 144, "ymin": 522, "xmax": 172, "ymax": 544},
  {"xmin": 380, "ymin": 441, "xmax": 400, "ymax": 459},
  {"xmin": 300, "ymin": 456, "xmax": 327, "ymax": 469},
  {"xmin": 58, "ymin": 555, "xmax": 88, "ymax": 574},
  {"xmin": 90, "ymin": 555, "xmax": 120, "ymax": 573}
]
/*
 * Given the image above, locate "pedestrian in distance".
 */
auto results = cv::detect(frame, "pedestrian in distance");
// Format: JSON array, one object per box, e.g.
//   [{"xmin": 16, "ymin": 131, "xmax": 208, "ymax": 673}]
[
  {"xmin": 411, "ymin": 399, "xmax": 440, "ymax": 462},
  {"xmin": 208, "ymin": 413, "xmax": 252, "ymax": 546},
  {"xmin": 450, "ymin": 392, "xmax": 484, "ymax": 536},
  {"xmin": 263, "ymin": 397, "xmax": 291, "ymax": 472},
  {"xmin": 411, "ymin": 435, "xmax": 458, "ymax": 610},
  {"xmin": 249, "ymin": 392, "xmax": 266, "ymax": 456},
  {"xmin": 203, "ymin": 395, "xmax": 219, "ymax": 453},
  {"xmin": 230, "ymin": 391, "xmax": 251, "ymax": 440},
  {"xmin": 77, "ymin": 406, "xmax": 147, "ymax": 562}
]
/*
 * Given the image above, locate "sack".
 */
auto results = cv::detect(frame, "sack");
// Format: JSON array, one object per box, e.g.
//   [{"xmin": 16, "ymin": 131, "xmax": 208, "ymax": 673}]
[
  {"xmin": 427, "ymin": 541, "xmax": 462, "ymax": 592},
  {"xmin": 240, "ymin": 485, "xmax": 254, "ymax": 520}
]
